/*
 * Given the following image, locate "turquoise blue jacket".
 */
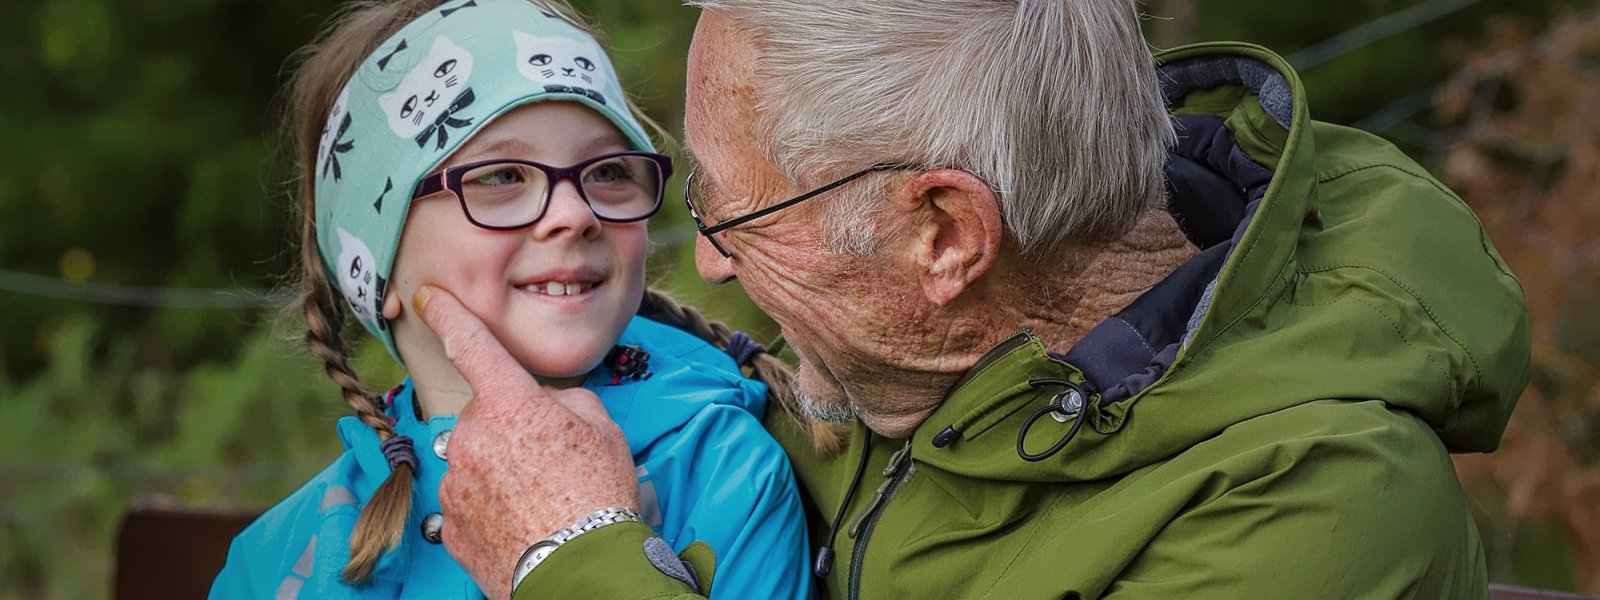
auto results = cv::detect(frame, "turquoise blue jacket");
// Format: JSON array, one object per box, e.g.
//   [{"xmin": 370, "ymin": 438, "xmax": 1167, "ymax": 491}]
[{"xmin": 210, "ymin": 316, "xmax": 812, "ymax": 599}]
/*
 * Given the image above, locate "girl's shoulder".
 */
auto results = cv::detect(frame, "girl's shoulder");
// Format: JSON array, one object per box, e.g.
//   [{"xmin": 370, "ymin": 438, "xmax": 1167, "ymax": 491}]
[
  {"xmin": 620, "ymin": 315, "xmax": 748, "ymax": 376},
  {"xmin": 613, "ymin": 316, "xmax": 769, "ymax": 412},
  {"xmin": 596, "ymin": 317, "xmax": 772, "ymax": 450},
  {"xmin": 236, "ymin": 452, "xmax": 366, "ymax": 545},
  {"xmin": 211, "ymin": 450, "xmax": 370, "ymax": 598},
  {"xmin": 616, "ymin": 314, "xmax": 794, "ymax": 467}
]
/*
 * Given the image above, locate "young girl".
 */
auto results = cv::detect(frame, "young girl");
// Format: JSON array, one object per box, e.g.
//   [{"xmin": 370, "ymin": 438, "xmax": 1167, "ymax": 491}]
[{"xmin": 210, "ymin": 1, "xmax": 827, "ymax": 597}]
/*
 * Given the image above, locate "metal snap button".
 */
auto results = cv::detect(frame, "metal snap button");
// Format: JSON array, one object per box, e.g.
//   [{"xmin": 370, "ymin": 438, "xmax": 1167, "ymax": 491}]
[
  {"xmin": 433, "ymin": 430, "xmax": 451, "ymax": 461},
  {"xmin": 1050, "ymin": 388, "xmax": 1084, "ymax": 423},
  {"xmin": 421, "ymin": 512, "xmax": 445, "ymax": 544}
]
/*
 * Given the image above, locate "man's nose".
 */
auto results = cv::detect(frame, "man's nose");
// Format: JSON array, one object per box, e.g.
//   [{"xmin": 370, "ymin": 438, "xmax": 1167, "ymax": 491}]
[{"xmin": 693, "ymin": 237, "xmax": 736, "ymax": 284}]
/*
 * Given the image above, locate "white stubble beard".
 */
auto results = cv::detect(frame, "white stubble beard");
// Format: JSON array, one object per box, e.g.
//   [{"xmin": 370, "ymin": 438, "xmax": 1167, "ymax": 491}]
[{"xmin": 791, "ymin": 367, "xmax": 859, "ymax": 423}]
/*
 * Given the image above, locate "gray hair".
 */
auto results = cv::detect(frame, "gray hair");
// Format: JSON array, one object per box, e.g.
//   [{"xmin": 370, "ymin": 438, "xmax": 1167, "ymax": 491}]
[{"xmin": 687, "ymin": 0, "xmax": 1175, "ymax": 257}]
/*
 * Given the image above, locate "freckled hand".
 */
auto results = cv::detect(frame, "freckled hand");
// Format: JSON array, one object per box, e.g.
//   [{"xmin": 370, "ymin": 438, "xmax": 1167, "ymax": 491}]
[{"xmin": 412, "ymin": 286, "xmax": 638, "ymax": 600}]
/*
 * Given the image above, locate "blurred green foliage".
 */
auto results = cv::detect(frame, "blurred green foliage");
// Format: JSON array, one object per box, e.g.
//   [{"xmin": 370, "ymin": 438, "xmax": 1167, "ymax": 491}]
[{"xmin": 0, "ymin": 0, "xmax": 1591, "ymax": 598}]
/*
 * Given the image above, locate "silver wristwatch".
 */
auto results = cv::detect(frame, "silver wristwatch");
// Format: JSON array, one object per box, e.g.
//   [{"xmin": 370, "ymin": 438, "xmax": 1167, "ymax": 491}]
[{"xmin": 511, "ymin": 507, "xmax": 643, "ymax": 593}]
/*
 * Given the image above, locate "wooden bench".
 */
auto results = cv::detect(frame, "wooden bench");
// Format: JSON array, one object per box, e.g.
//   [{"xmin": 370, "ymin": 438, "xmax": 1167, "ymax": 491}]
[{"xmin": 114, "ymin": 501, "xmax": 258, "ymax": 600}]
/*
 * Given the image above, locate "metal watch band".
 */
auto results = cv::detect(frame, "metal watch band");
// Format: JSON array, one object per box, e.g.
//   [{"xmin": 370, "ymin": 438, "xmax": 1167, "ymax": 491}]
[{"xmin": 511, "ymin": 507, "xmax": 643, "ymax": 594}]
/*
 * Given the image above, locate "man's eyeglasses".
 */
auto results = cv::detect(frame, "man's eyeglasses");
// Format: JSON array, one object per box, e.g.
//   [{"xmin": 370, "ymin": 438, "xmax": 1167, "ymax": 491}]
[
  {"xmin": 413, "ymin": 151, "xmax": 673, "ymax": 230},
  {"xmin": 684, "ymin": 162, "xmax": 915, "ymax": 258}
]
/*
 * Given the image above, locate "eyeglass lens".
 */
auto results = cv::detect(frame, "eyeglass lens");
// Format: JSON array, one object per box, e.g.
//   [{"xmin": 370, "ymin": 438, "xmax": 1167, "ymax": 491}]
[{"xmin": 458, "ymin": 155, "xmax": 663, "ymax": 227}]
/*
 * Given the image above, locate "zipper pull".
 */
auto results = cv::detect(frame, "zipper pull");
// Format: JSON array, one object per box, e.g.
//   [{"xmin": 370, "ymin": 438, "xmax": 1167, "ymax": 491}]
[
  {"xmin": 881, "ymin": 439, "xmax": 912, "ymax": 476},
  {"xmin": 846, "ymin": 480, "xmax": 892, "ymax": 539},
  {"xmin": 847, "ymin": 440, "xmax": 913, "ymax": 538}
]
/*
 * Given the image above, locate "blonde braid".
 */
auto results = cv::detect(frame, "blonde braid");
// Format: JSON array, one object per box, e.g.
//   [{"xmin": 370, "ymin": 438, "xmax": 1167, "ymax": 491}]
[
  {"xmin": 297, "ymin": 226, "xmax": 418, "ymax": 584},
  {"xmin": 640, "ymin": 288, "xmax": 848, "ymax": 455},
  {"xmin": 283, "ymin": 0, "xmax": 444, "ymax": 582}
]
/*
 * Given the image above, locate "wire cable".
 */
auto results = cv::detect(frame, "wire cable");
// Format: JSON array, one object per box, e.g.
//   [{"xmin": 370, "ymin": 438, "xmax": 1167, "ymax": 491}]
[
  {"xmin": 1289, "ymin": 0, "xmax": 1485, "ymax": 71},
  {"xmin": 0, "ymin": 267, "xmax": 292, "ymax": 309}
]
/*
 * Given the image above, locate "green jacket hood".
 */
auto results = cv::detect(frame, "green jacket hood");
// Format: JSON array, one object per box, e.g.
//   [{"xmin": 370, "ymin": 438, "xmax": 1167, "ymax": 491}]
[{"xmin": 913, "ymin": 42, "xmax": 1530, "ymax": 483}]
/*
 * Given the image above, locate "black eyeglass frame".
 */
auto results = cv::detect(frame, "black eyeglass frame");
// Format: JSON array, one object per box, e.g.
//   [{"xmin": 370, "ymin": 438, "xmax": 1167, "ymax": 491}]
[
  {"xmin": 412, "ymin": 151, "xmax": 675, "ymax": 231},
  {"xmin": 684, "ymin": 162, "xmax": 916, "ymax": 258}
]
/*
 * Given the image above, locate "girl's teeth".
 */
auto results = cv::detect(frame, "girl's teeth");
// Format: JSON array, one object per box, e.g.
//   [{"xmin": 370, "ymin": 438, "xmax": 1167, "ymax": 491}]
[{"xmin": 532, "ymin": 282, "xmax": 593, "ymax": 296}]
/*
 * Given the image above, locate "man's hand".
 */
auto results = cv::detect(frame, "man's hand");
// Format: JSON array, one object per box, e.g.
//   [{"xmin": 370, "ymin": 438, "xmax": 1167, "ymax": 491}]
[{"xmin": 414, "ymin": 286, "xmax": 639, "ymax": 600}]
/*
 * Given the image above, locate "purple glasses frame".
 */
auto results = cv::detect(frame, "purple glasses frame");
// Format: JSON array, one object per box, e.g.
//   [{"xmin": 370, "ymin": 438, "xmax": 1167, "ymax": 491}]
[{"xmin": 411, "ymin": 151, "xmax": 675, "ymax": 231}]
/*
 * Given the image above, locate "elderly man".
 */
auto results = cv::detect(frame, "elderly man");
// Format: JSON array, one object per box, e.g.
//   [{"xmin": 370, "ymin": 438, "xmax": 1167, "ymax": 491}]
[{"xmin": 417, "ymin": 1, "xmax": 1530, "ymax": 598}]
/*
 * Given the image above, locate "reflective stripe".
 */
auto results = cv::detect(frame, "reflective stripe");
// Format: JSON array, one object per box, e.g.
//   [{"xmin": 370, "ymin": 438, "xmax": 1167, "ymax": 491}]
[
  {"xmin": 274, "ymin": 576, "xmax": 304, "ymax": 600},
  {"xmin": 636, "ymin": 465, "xmax": 663, "ymax": 528},
  {"xmin": 291, "ymin": 535, "xmax": 317, "ymax": 578},
  {"xmin": 321, "ymin": 485, "xmax": 357, "ymax": 512}
]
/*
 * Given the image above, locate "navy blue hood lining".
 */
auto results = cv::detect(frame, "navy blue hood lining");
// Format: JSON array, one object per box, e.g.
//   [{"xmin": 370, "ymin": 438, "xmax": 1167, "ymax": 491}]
[{"xmin": 1059, "ymin": 113, "xmax": 1275, "ymax": 404}]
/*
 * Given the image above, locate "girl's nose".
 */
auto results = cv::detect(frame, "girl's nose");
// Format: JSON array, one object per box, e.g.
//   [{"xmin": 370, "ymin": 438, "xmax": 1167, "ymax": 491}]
[{"xmin": 530, "ymin": 181, "xmax": 601, "ymax": 241}]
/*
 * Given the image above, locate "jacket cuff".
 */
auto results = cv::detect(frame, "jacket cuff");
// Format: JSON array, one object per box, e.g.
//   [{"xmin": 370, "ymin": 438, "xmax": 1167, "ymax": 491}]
[{"xmin": 513, "ymin": 521, "xmax": 716, "ymax": 599}]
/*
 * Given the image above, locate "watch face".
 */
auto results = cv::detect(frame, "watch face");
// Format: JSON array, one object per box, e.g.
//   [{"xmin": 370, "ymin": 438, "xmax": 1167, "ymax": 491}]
[
  {"xmin": 531, "ymin": 544, "xmax": 557, "ymax": 562},
  {"xmin": 513, "ymin": 541, "xmax": 560, "ymax": 592}
]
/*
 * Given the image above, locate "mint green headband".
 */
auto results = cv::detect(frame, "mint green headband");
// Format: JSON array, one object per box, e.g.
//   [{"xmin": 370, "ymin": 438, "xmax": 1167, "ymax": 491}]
[{"xmin": 313, "ymin": 0, "xmax": 655, "ymax": 361}]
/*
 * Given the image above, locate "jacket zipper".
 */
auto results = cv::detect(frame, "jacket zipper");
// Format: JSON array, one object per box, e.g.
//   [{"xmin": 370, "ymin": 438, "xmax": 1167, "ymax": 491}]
[{"xmin": 847, "ymin": 439, "xmax": 913, "ymax": 600}]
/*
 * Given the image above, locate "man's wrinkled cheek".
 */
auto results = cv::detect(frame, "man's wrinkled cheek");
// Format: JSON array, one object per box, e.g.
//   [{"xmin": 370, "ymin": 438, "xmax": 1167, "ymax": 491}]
[{"xmin": 750, "ymin": 262, "xmax": 829, "ymax": 320}]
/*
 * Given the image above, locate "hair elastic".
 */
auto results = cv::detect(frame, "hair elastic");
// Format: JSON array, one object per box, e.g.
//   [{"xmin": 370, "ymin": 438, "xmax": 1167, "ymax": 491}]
[
  {"xmin": 726, "ymin": 331, "xmax": 767, "ymax": 367},
  {"xmin": 381, "ymin": 435, "xmax": 419, "ymax": 474}
]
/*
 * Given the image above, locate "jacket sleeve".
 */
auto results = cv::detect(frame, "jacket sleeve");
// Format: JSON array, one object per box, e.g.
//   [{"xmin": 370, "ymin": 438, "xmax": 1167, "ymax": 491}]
[
  {"xmin": 208, "ymin": 458, "xmax": 370, "ymax": 600},
  {"xmin": 209, "ymin": 483, "xmax": 327, "ymax": 600},
  {"xmin": 211, "ymin": 529, "xmax": 273, "ymax": 599},
  {"xmin": 514, "ymin": 522, "xmax": 714, "ymax": 599},
  {"xmin": 1099, "ymin": 402, "xmax": 1488, "ymax": 599}
]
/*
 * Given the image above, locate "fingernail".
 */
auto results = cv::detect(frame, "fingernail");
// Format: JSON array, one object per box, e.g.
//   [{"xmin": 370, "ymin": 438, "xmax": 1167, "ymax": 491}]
[{"xmin": 413, "ymin": 287, "xmax": 433, "ymax": 313}]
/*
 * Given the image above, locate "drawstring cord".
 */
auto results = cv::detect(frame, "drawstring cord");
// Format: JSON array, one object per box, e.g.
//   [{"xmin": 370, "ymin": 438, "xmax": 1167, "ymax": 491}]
[
  {"xmin": 814, "ymin": 435, "xmax": 872, "ymax": 577},
  {"xmin": 812, "ymin": 378, "xmax": 1092, "ymax": 575},
  {"xmin": 1016, "ymin": 378, "xmax": 1092, "ymax": 462}
]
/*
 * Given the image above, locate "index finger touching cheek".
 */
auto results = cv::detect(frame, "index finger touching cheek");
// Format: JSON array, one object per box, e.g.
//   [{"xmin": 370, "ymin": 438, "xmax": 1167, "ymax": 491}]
[{"xmin": 412, "ymin": 286, "xmax": 546, "ymax": 402}]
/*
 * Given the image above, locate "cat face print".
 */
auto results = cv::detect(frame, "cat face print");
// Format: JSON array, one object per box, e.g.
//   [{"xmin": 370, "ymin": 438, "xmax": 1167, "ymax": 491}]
[
  {"xmin": 514, "ymin": 31, "xmax": 612, "ymax": 99},
  {"xmin": 318, "ymin": 87, "xmax": 354, "ymax": 180},
  {"xmin": 378, "ymin": 36, "xmax": 476, "ymax": 140},
  {"xmin": 335, "ymin": 228, "xmax": 386, "ymax": 326}
]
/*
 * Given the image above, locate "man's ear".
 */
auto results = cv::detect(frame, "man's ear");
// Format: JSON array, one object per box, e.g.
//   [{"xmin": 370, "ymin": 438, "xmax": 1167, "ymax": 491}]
[{"xmin": 900, "ymin": 169, "xmax": 1003, "ymax": 306}]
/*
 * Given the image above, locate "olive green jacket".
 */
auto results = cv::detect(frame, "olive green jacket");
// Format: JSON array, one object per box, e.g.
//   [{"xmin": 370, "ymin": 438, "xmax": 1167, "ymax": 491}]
[{"xmin": 517, "ymin": 42, "xmax": 1528, "ymax": 600}]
